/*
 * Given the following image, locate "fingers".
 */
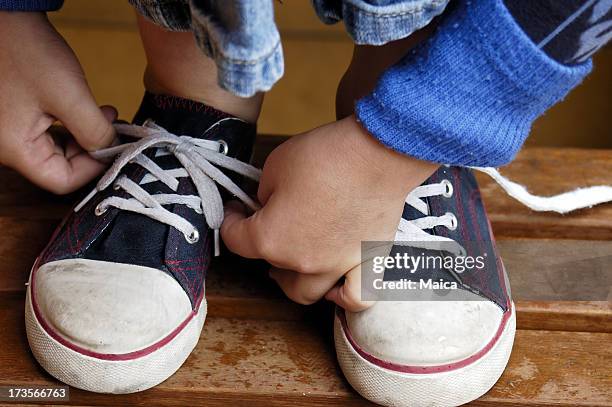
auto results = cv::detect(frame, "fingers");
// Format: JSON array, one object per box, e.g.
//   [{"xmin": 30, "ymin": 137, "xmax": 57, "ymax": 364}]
[
  {"xmin": 221, "ymin": 200, "xmax": 264, "ymax": 259},
  {"xmin": 269, "ymin": 267, "xmax": 341, "ymax": 305},
  {"xmin": 269, "ymin": 264, "xmax": 375, "ymax": 311},
  {"xmin": 10, "ymin": 130, "xmax": 107, "ymax": 194},
  {"xmin": 100, "ymin": 105, "xmax": 119, "ymax": 124},
  {"xmin": 49, "ymin": 87, "xmax": 117, "ymax": 151},
  {"xmin": 325, "ymin": 264, "xmax": 375, "ymax": 312},
  {"xmin": 5, "ymin": 106, "xmax": 117, "ymax": 194}
]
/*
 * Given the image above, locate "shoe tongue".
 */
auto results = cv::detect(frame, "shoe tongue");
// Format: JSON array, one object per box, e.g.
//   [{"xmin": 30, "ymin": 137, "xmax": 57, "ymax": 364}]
[
  {"xmin": 83, "ymin": 93, "xmax": 257, "ymax": 281},
  {"xmin": 128, "ymin": 92, "xmax": 257, "ymax": 188},
  {"xmin": 132, "ymin": 92, "xmax": 255, "ymax": 160}
]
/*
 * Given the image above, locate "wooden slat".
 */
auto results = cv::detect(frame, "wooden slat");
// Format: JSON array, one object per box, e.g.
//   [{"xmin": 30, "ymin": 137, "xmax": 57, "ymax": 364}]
[
  {"xmin": 0, "ymin": 293, "xmax": 610, "ymax": 406},
  {"xmin": 1, "ymin": 142, "xmax": 611, "ymax": 332},
  {"xmin": 1, "ymin": 218, "xmax": 610, "ymax": 332},
  {"xmin": 476, "ymin": 148, "xmax": 612, "ymax": 240},
  {"xmin": 2, "ymin": 140, "xmax": 611, "ymax": 239},
  {"xmin": 516, "ymin": 301, "xmax": 611, "ymax": 333}
]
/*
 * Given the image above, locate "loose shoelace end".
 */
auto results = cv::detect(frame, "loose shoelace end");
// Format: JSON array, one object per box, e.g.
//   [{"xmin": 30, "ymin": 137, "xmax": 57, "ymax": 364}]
[{"xmin": 214, "ymin": 229, "xmax": 221, "ymax": 257}]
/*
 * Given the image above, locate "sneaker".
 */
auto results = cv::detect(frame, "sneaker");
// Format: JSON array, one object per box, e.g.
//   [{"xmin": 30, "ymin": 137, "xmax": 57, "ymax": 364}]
[
  {"xmin": 25, "ymin": 93, "xmax": 260, "ymax": 393},
  {"xmin": 334, "ymin": 166, "xmax": 516, "ymax": 407}
]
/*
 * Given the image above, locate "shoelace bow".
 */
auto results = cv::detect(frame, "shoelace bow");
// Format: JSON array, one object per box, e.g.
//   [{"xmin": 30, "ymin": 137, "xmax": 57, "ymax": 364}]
[
  {"xmin": 75, "ymin": 121, "xmax": 261, "ymax": 256},
  {"xmin": 75, "ymin": 122, "xmax": 612, "ymax": 256}
]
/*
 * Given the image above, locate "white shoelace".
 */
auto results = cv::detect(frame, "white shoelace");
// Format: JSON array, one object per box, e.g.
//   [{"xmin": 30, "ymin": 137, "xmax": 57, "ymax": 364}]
[
  {"xmin": 75, "ymin": 122, "xmax": 612, "ymax": 257},
  {"xmin": 75, "ymin": 121, "xmax": 261, "ymax": 256},
  {"xmin": 398, "ymin": 166, "xmax": 612, "ymax": 244}
]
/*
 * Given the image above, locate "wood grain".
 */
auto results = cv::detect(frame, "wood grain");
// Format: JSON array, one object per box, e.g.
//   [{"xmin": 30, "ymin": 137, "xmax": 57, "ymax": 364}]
[
  {"xmin": 516, "ymin": 301, "xmax": 611, "ymax": 333},
  {"xmin": 476, "ymin": 148, "xmax": 612, "ymax": 240},
  {"xmin": 1, "ymin": 3, "xmax": 607, "ymax": 406},
  {"xmin": 1, "ymin": 143, "xmax": 610, "ymax": 335},
  {"xmin": 1, "ymin": 221, "xmax": 610, "ymax": 332},
  {"xmin": 2, "ymin": 141, "xmax": 611, "ymax": 240},
  {"xmin": 0, "ymin": 294, "xmax": 610, "ymax": 406}
]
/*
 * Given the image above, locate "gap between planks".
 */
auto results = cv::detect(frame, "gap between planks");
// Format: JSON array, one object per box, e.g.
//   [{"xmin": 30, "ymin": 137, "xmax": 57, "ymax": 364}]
[{"xmin": 0, "ymin": 293, "xmax": 610, "ymax": 407}]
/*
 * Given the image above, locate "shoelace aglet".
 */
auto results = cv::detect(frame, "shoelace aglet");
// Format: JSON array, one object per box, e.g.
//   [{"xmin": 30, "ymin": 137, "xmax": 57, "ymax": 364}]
[
  {"xmin": 74, "ymin": 188, "xmax": 98, "ymax": 213},
  {"xmin": 214, "ymin": 229, "xmax": 220, "ymax": 257}
]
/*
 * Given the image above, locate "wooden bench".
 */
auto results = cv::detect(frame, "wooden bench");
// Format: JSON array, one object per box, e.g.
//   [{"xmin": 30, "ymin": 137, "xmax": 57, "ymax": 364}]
[{"xmin": 0, "ymin": 136, "xmax": 610, "ymax": 406}]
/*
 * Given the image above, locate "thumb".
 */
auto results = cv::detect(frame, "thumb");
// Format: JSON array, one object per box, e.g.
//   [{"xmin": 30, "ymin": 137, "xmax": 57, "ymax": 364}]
[
  {"xmin": 221, "ymin": 200, "xmax": 265, "ymax": 259},
  {"xmin": 49, "ymin": 87, "xmax": 117, "ymax": 151},
  {"xmin": 325, "ymin": 264, "xmax": 375, "ymax": 312}
]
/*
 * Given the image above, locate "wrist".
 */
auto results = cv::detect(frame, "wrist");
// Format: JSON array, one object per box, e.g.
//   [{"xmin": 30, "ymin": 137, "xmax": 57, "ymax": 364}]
[{"xmin": 342, "ymin": 115, "xmax": 438, "ymax": 196}]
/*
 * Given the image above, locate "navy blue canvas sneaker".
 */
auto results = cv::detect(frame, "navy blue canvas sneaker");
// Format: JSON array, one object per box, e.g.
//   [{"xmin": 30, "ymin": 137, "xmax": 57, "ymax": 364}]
[
  {"xmin": 334, "ymin": 166, "xmax": 515, "ymax": 407},
  {"xmin": 25, "ymin": 93, "xmax": 260, "ymax": 393}
]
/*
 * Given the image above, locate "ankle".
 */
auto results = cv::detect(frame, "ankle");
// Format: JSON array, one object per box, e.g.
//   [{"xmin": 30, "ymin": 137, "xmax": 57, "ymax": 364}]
[
  {"xmin": 138, "ymin": 16, "xmax": 263, "ymax": 123},
  {"xmin": 143, "ymin": 67, "xmax": 263, "ymax": 123}
]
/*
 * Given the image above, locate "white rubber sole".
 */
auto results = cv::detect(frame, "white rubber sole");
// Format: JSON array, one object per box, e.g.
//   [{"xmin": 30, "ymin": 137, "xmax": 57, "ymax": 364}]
[
  {"xmin": 334, "ymin": 305, "xmax": 516, "ymax": 407},
  {"xmin": 25, "ymin": 286, "xmax": 206, "ymax": 394}
]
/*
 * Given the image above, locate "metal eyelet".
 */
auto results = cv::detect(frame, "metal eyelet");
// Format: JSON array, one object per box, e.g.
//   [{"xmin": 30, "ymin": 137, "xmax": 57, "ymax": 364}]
[
  {"xmin": 113, "ymin": 182, "xmax": 121, "ymax": 191},
  {"xmin": 441, "ymin": 179, "xmax": 454, "ymax": 198},
  {"xmin": 94, "ymin": 204, "xmax": 108, "ymax": 216},
  {"xmin": 218, "ymin": 140, "xmax": 229, "ymax": 155},
  {"xmin": 445, "ymin": 212, "xmax": 458, "ymax": 230},
  {"xmin": 185, "ymin": 229, "xmax": 200, "ymax": 244}
]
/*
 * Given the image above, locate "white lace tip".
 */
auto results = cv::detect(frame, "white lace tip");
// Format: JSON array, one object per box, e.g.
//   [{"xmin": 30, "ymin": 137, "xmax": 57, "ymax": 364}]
[
  {"xmin": 214, "ymin": 229, "xmax": 220, "ymax": 257},
  {"xmin": 74, "ymin": 188, "xmax": 97, "ymax": 212}
]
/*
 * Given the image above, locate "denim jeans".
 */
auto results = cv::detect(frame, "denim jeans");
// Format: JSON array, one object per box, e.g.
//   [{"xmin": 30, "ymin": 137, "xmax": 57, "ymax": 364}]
[{"xmin": 129, "ymin": 0, "xmax": 449, "ymax": 97}]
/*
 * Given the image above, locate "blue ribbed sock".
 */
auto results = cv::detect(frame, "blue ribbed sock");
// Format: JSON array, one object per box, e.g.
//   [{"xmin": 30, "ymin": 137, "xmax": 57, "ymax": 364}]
[{"xmin": 356, "ymin": 0, "xmax": 592, "ymax": 167}]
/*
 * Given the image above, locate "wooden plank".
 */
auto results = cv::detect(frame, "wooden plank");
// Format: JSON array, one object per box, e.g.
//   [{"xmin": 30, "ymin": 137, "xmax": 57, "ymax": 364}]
[
  {"xmin": 1, "ymin": 220, "xmax": 610, "ymax": 332},
  {"xmin": 2, "ymin": 141, "xmax": 611, "ymax": 239},
  {"xmin": 1, "ymin": 143, "xmax": 611, "ymax": 332},
  {"xmin": 482, "ymin": 330, "xmax": 612, "ymax": 407},
  {"xmin": 0, "ymin": 293, "xmax": 610, "ymax": 406},
  {"xmin": 476, "ymin": 148, "xmax": 612, "ymax": 240},
  {"xmin": 516, "ymin": 301, "xmax": 611, "ymax": 334}
]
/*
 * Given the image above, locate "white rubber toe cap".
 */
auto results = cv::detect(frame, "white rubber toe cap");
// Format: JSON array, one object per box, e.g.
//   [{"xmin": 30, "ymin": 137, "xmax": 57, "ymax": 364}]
[
  {"xmin": 345, "ymin": 293, "xmax": 504, "ymax": 366},
  {"xmin": 32, "ymin": 258, "xmax": 193, "ymax": 355}
]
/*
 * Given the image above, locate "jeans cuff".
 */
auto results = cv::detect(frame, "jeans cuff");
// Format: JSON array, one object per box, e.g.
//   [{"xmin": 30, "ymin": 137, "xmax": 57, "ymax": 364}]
[
  {"xmin": 340, "ymin": 0, "xmax": 449, "ymax": 45},
  {"xmin": 190, "ymin": 8, "xmax": 284, "ymax": 97},
  {"xmin": 210, "ymin": 41, "xmax": 284, "ymax": 98},
  {"xmin": 128, "ymin": 0, "xmax": 191, "ymax": 31}
]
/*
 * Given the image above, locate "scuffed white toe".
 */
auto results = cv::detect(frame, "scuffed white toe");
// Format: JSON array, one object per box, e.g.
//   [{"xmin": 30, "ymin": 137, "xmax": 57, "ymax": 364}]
[
  {"xmin": 26, "ymin": 258, "xmax": 206, "ymax": 393},
  {"xmin": 33, "ymin": 259, "xmax": 192, "ymax": 354},
  {"xmin": 345, "ymin": 294, "xmax": 503, "ymax": 366}
]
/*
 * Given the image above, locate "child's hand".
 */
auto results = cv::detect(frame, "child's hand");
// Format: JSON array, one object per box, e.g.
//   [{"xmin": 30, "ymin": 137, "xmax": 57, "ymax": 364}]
[
  {"xmin": 0, "ymin": 12, "xmax": 116, "ymax": 194},
  {"xmin": 221, "ymin": 116, "xmax": 438, "ymax": 311}
]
